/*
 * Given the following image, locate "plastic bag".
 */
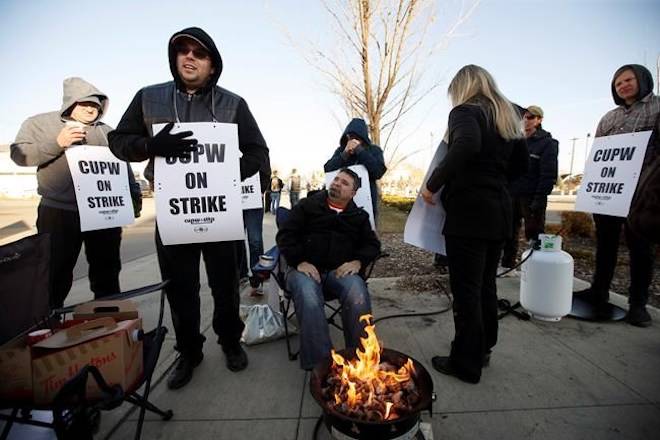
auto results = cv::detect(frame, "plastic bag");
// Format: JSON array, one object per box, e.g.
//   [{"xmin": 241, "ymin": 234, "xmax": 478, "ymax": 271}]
[{"xmin": 240, "ymin": 304, "xmax": 286, "ymax": 346}]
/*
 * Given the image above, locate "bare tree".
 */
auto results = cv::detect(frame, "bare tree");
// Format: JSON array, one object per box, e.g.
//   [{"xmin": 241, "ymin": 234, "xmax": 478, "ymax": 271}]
[{"xmin": 288, "ymin": 0, "xmax": 480, "ymax": 169}]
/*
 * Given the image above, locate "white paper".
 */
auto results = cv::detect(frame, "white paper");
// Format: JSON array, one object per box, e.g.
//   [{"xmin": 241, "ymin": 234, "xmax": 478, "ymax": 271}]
[
  {"xmin": 153, "ymin": 122, "xmax": 243, "ymax": 245},
  {"xmin": 325, "ymin": 165, "xmax": 375, "ymax": 229},
  {"xmin": 575, "ymin": 131, "xmax": 651, "ymax": 217},
  {"xmin": 403, "ymin": 141, "xmax": 448, "ymax": 255},
  {"xmin": 241, "ymin": 172, "xmax": 263, "ymax": 210},
  {"xmin": 65, "ymin": 145, "xmax": 135, "ymax": 232}
]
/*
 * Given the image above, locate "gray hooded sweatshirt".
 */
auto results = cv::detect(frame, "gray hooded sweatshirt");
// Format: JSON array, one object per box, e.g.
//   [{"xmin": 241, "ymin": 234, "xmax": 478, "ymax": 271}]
[{"xmin": 11, "ymin": 77, "xmax": 118, "ymax": 211}]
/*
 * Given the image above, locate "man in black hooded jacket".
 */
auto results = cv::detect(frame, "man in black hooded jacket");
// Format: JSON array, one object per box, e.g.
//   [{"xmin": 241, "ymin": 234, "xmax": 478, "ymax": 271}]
[
  {"xmin": 324, "ymin": 118, "xmax": 386, "ymax": 221},
  {"xmin": 109, "ymin": 27, "xmax": 269, "ymax": 389},
  {"xmin": 575, "ymin": 64, "xmax": 658, "ymax": 327}
]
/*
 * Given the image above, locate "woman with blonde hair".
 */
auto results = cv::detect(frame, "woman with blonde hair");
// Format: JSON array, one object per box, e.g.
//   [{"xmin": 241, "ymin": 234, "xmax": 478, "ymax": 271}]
[{"xmin": 421, "ymin": 64, "xmax": 528, "ymax": 383}]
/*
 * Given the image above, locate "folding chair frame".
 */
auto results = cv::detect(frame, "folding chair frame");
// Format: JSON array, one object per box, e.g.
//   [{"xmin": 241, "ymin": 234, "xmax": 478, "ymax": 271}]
[{"xmin": 0, "ymin": 280, "xmax": 172, "ymax": 440}]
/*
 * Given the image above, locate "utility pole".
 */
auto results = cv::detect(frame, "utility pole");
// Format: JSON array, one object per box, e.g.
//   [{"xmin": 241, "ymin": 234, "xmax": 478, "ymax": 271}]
[
  {"xmin": 569, "ymin": 137, "xmax": 578, "ymax": 176},
  {"xmin": 583, "ymin": 133, "xmax": 591, "ymax": 171}
]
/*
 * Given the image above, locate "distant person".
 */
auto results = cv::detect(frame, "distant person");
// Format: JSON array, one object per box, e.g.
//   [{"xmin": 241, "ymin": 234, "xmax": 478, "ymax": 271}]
[
  {"xmin": 421, "ymin": 65, "xmax": 528, "ymax": 384},
  {"xmin": 108, "ymin": 27, "xmax": 269, "ymax": 388},
  {"xmin": 574, "ymin": 64, "xmax": 658, "ymax": 327},
  {"xmin": 288, "ymin": 168, "xmax": 302, "ymax": 207},
  {"xmin": 324, "ymin": 118, "xmax": 386, "ymax": 220},
  {"xmin": 501, "ymin": 105, "xmax": 558, "ymax": 272},
  {"xmin": 276, "ymin": 168, "xmax": 380, "ymax": 370},
  {"xmin": 270, "ymin": 171, "xmax": 284, "ymax": 213},
  {"xmin": 239, "ymin": 156, "xmax": 271, "ymax": 295},
  {"xmin": 10, "ymin": 77, "xmax": 140, "ymax": 309}
]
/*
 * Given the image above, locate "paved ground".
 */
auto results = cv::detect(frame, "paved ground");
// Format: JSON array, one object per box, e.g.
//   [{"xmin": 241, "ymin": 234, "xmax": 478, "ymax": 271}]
[{"xmin": 3, "ymin": 194, "xmax": 660, "ymax": 440}]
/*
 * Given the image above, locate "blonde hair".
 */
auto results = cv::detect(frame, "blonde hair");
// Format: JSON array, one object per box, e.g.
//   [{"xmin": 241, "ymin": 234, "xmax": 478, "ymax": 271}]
[{"xmin": 448, "ymin": 65, "xmax": 523, "ymax": 141}]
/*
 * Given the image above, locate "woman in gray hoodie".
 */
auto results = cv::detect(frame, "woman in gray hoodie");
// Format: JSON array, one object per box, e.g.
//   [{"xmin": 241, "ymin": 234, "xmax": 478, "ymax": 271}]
[{"xmin": 11, "ymin": 77, "xmax": 139, "ymax": 308}]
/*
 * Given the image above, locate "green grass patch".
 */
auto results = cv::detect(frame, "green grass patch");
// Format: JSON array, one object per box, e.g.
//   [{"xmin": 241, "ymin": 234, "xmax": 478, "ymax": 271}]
[{"xmin": 379, "ymin": 203, "xmax": 409, "ymax": 233}]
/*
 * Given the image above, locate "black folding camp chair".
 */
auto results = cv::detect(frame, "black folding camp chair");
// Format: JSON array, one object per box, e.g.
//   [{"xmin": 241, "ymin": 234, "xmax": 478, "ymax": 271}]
[
  {"xmin": 252, "ymin": 207, "xmax": 384, "ymax": 361},
  {"xmin": 0, "ymin": 233, "xmax": 172, "ymax": 440}
]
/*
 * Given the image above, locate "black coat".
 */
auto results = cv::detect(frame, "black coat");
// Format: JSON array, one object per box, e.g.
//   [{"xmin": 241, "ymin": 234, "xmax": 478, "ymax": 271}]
[
  {"xmin": 508, "ymin": 127, "xmax": 558, "ymax": 197},
  {"xmin": 276, "ymin": 191, "xmax": 380, "ymax": 271},
  {"xmin": 426, "ymin": 101, "xmax": 529, "ymax": 240}
]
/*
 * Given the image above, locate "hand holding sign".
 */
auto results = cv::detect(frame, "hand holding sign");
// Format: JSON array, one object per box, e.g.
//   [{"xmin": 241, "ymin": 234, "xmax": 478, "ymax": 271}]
[{"xmin": 147, "ymin": 122, "xmax": 198, "ymax": 158}]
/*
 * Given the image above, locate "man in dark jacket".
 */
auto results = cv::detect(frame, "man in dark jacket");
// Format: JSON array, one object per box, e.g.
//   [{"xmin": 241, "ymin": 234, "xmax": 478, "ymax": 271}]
[
  {"xmin": 11, "ymin": 77, "xmax": 140, "ymax": 308},
  {"xmin": 324, "ymin": 118, "xmax": 387, "ymax": 221},
  {"xmin": 575, "ymin": 64, "xmax": 658, "ymax": 327},
  {"xmin": 501, "ymin": 105, "xmax": 559, "ymax": 270},
  {"xmin": 276, "ymin": 168, "xmax": 380, "ymax": 370},
  {"xmin": 108, "ymin": 27, "xmax": 269, "ymax": 389}
]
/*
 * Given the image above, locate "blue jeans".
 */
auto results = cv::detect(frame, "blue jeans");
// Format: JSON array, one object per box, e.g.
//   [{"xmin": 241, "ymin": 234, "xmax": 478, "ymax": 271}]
[
  {"xmin": 270, "ymin": 192, "xmax": 281, "ymax": 213},
  {"xmin": 290, "ymin": 191, "xmax": 300, "ymax": 207},
  {"xmin": 286, "ymin": 269, "xmax": 372, "ymax": 370},
  {"xmin": 239, "ymin": 208, "xmax": 264, "ymax": 281}
]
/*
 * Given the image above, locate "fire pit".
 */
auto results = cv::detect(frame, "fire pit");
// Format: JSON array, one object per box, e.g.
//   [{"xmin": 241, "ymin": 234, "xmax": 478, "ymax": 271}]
[{"xmin": 310, "ymin": 315, "xmax": 434, "ymax": 439}]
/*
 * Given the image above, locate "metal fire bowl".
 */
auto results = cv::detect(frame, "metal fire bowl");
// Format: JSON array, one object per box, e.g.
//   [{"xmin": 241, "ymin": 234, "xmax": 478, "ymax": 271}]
[{"xmin": 310, "ymin": 347, "xmax": 434, "ymax": 429}]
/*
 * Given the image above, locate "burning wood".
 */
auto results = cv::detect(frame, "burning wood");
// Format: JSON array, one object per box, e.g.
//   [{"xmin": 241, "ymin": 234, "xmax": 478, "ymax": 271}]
[{"xmin": 321, "ymin": 315, "xmax": 421, "ymax": 422}]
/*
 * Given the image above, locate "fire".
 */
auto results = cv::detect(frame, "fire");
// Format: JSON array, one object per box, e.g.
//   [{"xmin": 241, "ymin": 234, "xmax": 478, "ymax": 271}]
[{"xmin": 324, "ymin": 314, "xmax": 419, "ymax": 422}]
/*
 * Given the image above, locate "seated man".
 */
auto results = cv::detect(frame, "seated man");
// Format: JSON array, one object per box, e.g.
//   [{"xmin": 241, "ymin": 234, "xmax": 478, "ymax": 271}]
[{"xmin": 276, "ymin": 168, "xmax": 381, "ymax": 370}]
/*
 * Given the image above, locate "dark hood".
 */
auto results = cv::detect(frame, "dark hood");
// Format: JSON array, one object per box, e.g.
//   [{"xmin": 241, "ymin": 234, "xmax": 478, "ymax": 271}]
[
  {"xmin": 340, "ymin": 118, "xmax": 372, "ymax": 148},
  {"xmin": 168, "ymin": 27, "xmax": 223, "ymax": 92},
  {"xmin": 611, "ymin": 64, "xmax": 654, "ymax": 106}
]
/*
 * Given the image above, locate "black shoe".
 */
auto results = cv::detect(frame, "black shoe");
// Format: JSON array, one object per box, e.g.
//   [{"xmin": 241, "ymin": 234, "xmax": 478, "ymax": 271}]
[
  {"xmin": 431, "ymin": 356, "xmax": 479, "ymax": 384},
  {"xmin": 167, "ymin": 353, "xmax": 203, "ymax": 390},
  {"xmin": 626, "ymin": 306, "xmax": 652, "ymax": 328},
  {"xmin": 223, "ymin": 343, "xmax": 248, "ymax": 372}
]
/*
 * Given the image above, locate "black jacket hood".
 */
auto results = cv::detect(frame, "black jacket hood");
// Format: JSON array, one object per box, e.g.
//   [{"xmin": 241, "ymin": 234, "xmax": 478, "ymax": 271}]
[
  {"xmin": 611, "ymin": 64, "xmax": 654, "ymax": 106},
  {"xmin": 340, "ymin": 118, "xmax": 372, "ymax": 147},
  {"xmin": 168, "ymin": 27, "xmax": 223, "ymax": 92}
]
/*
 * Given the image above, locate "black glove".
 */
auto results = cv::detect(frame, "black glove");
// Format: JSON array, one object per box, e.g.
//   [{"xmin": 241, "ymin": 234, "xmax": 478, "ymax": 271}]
[
  {"xmin": 146, "ymin": 122, "xmax": 197, "ymax": 158},
  {"xmin": 529, "ymin": 195, "xmax": 547, "ymax": 213}
]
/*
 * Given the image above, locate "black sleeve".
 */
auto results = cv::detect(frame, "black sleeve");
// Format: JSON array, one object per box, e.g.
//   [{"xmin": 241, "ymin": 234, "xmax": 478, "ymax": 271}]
[
  {"xmin": 535, "ymin": 139, "xmax": 559, "ymax": 195},
  {"xmin": 108, "ymin": 90, "xmax": 151, "ymax": 162},
  {"xmin": 324, "ymin": 147, "xmax": 348, "ymax": 172},
  {"xmin": 427, "ymin": 106, "xmax": 482, "ymax": 192},
  {"xmin": 236, "ymin": 98, "xmax": 269, "ymax": 180},
  {"xmin": 354, "ymin": 215, "xmax": 381, "ymax": 268},
  {"xmin": 275, "ymin": 203, "xmax": 308, "ymax": 268},
  {"xmin": 507, "ymin": 138, "xmax": 529, "ymax": 182},
  {"xmin": 354, "ymin": 145, "xmax": 387, "ymax": 180}
]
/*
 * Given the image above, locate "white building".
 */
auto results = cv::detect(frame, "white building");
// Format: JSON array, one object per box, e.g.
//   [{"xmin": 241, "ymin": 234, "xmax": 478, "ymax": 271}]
[{"xmin": 0, "ymin": 144, "xmax": 38, "ymax": 198}]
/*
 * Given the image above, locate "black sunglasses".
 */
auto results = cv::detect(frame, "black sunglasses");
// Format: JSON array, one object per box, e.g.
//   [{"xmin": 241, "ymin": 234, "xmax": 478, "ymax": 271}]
[
  {"xmin": 175, "ymin": 44, "xmax": 210, "ymax": 60},
  {"xmin": 524, "ymin": 114, "xmax": 537, "ymax": 120}
]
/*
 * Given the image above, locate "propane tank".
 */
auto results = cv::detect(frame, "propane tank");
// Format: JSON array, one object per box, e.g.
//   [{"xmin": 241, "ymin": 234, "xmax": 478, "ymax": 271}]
[{"xmin": 520, "ymin": 234, "xmax": 574, "ymax": 321}]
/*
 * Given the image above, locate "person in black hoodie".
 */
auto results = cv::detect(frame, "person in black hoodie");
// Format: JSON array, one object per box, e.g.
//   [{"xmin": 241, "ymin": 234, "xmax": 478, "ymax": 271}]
[
  {"xmin": 324, "ymin": 118, "xmax": 386, "ymax": 221},
  {"xmin": 501, "ymin": 105, "xmax": 558, "ymax": 270},
  {"xmin": 574, "ymin": 64, "xmax": 659, "ymax": 327},
  {"xmin": 108, "ymin": 27, "xmax": 269, "ymax": 389},
  {"xmin": 421, "ymin": 65, "xmax": 528, "ymax": 384},
  {"xmin": 276, "ymin": 168, "xmax": 380, "ymax": 370}
]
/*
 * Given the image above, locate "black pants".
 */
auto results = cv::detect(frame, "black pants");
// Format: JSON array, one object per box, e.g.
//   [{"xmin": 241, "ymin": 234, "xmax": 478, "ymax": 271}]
[
  {"xmin": 36, "ymin": 204, "xmax": 121, "ymax": 308},
  {"xmin": 155, "ymin": 229, "xmax": 245, "ymax": 358},
  {"xmin": 445, "ymin": 236, "xmax": 502, "ymax": 382},
  {"xmin": 591, "ymin": 214, "xmax": 655, "ymax": 307},
  {"xmin": 501, "ymin": 195, "xmax": 546, "ymax": 267}
]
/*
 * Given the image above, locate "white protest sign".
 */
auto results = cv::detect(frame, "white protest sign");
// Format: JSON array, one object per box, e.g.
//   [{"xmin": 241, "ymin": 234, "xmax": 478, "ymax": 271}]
[
  {"xmin": 575, "ymin": 131, "xmax": 651, "ymax": 217},
  {"xmin": 241, "ymin": 172, "xmax": 263, "ymax": 210},
  {"xmin": 404, "ymin": 140, "xmax": 448, "ymax": 255},
  {"xmin": 65, "ymin": 145, "xmax": 134, "ymax": 232},
  {"xmin": 153, "ymin": 122, "xmax": 243, "ymax": 245},
  {"xmin": 325, "ymin": 165, "xmax": 375, "ymax": 229}
]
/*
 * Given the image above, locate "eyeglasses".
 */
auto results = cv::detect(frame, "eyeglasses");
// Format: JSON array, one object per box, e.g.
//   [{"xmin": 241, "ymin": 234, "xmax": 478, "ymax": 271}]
[
  {"xmin": 524, "ymin": 114, "xmax": 537, "ymax": 120},
  {"xmin": 174, "ymin": 44, "xmax": 210, "ymax": 60}
]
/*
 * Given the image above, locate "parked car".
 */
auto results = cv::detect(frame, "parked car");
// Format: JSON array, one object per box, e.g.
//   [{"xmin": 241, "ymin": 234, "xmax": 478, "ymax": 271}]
[{"xmin": 137, "ymin": 178, "xmax": 153, "ymax": 198}]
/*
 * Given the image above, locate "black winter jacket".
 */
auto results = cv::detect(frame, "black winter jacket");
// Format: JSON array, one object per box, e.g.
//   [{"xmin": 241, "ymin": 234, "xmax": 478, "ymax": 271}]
[
  {"xmin": 508, "ymin": 127, "xmax": 558, "ymax": 197},
  {"xmin": 276, "ymin": 191, "xmax": 380, "ymax": 272},
  {"xmin": 108, "ymin": 27, "xmax": 268, "ymax": 182},
  {"xmin": 324, "ymin": 118, "xmax": 386, "ymax": 216},
  {"xmin": 426, "ymin": 100, "xmax": 529, "ymax": 240}
]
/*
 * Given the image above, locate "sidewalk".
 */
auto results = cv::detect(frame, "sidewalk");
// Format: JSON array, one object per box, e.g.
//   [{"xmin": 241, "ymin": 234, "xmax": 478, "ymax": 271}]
[{"xmin": 3, "ymin": 217, "xmax": 660, "ymax": 439}]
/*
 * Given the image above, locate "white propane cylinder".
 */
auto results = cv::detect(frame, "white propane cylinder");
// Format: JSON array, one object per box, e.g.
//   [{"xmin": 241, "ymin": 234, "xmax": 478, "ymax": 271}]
[{"xmin": 520, "ymin": 234, "xmax": 574, "ymax": 321}]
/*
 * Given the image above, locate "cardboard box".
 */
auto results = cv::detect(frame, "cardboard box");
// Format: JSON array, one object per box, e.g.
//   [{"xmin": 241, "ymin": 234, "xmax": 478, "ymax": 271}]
[
  {"xmin": 73, "ymin": 299, "xmax": 139, "ymax": 321},
  {"xmin": 31, "ymin": 317, "xmax": 143, "ymax": 404},
  {"xmin": 0, "ymin": 334, "xmax": 33, "ymax": 402}
]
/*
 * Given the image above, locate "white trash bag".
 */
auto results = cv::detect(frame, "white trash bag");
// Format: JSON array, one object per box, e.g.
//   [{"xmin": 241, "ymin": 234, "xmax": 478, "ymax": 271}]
[{"xmin": 241, "ymin": 304, "xmax": 286, "ymax": 345}]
